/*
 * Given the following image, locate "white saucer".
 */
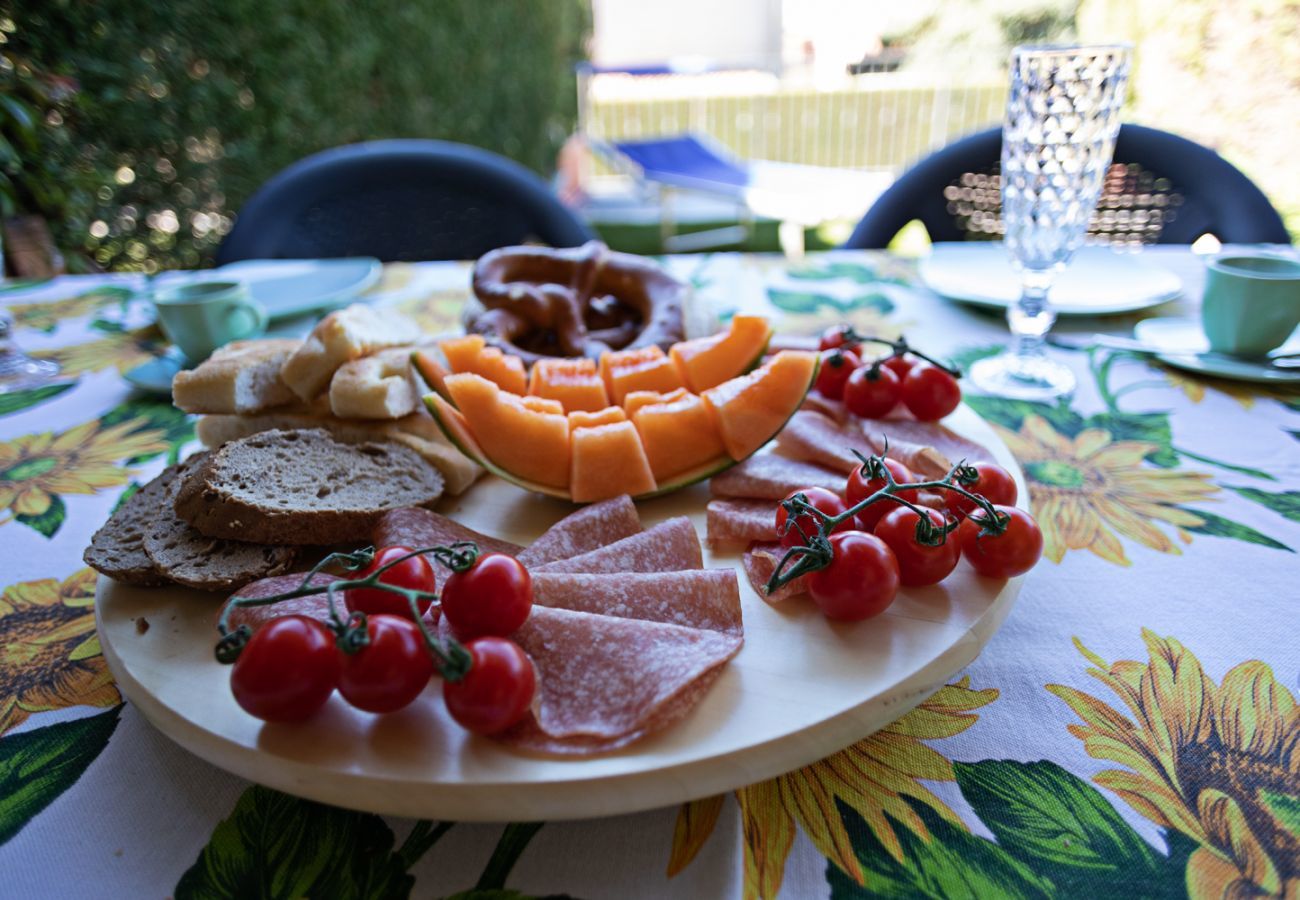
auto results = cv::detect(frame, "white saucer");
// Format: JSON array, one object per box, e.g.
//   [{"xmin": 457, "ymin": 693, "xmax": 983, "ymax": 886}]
[
  {"xmin": 919, "ymin": 243, "xmax": 1183, "ymax": 316},
  {"xmin": 1132, "ymin": 317, "xmax": 1300, "ymax": 384}
]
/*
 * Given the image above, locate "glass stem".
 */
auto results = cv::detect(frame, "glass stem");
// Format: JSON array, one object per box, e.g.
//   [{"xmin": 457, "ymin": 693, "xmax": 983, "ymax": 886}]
[{"xmin": 1008, "ymin": 269, "xmax": 1057, "ymax": 359}]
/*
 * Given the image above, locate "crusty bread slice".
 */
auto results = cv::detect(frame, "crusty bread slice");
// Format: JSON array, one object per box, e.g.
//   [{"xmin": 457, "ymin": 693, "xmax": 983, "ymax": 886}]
[
  {"xmin": 172, "ymin": 339, "xmax": 299, "ymax": 414},
  {"xmin": 329, "ymin": 346, "xmax": 419, "ymax": 420},
  {"xmin": 174, "ymin": 428, "xmax": 445, "ymax": 545},
  {"xmin": 195, "ymin": 409, "xmax": 482, "ymax": 495},
  {"xmin": 84, "ymin": 463, "xmax": 181, "ymax": 585},
  {"xmin": 143, "ymin": 453, "xmax": 296, "ymax": 591},
  {"xmin": 280, "ymin": 304, "xmax": 417, "ymax": 400}
]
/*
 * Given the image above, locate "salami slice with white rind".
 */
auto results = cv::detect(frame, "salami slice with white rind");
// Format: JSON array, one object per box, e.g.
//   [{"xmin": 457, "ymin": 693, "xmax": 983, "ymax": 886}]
[
  {"xmin": 517, "ymin": 495, "xmax": 642, "ymax": 567},
  {"xmin": 741, "ymin": 541, "xmax": 808, "ymax": 605},
  {"xmin": 223, "ymin": 572, "xmax": 339, "ymax": 631},
  {"xmin": 709, "ymin": 454, "xmax": 846, "ymax": 501},
  {"xmin": 706, "ymin": 498, "xmax": 777, "ymax": 550},
  {"xmin": 534, "ymin": 517, "xmax": 702, "ymax": 574},
  {"xmin": 532, "ymin": 570, "xmax": 742, "ymax": 636},
  {"xmin": 372, "ymin": 507, "xmax": 522, "ymax": 559}
]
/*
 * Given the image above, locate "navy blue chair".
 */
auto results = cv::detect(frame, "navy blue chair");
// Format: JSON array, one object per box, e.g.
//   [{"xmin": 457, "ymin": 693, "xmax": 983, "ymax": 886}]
[
  {"xmin": 216, "ymin": 140, "xmax": 594, "ymax": 264},
  {"xmin": 845, "ymin": 124, "xmax": 1291, "ymax": 249}
]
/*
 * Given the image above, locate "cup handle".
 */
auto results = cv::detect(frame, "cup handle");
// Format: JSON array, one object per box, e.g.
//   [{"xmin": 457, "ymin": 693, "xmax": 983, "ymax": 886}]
[{"xmin": 228, "ymin": 295, "xmax": 268, "ymax": 339}]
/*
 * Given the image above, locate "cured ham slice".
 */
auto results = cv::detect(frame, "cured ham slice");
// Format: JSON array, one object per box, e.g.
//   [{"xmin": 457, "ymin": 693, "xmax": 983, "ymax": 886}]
[
  {"xmin": 706, "ymin": 497, "xmax": 777, "ymax": 550},
  {"xmin": 517, "ymin": 495, "xmax": 641, "ymax": 567},
  {"xmin": 860, "ymin": 417, "xmax": 993, "ymax": 475},
  {"xmin": 777, "ymin": 410, "xmax": 972, "ymax": 481},
  {"xmin": 532, "ymin": 570, "xmax": 742, "ymax": 636},
  {"xmin": 741, "ymin": 542, "xmax": 809, "ymax": 605},
  {"xmin": 223, "ymin": 572, "xmax": 339, "ymax": 631},
  {"xmin": 709, "ymin": 453, "xmax": 845, "ymax": 500},
  {"xmin": 535, "ymin": 517, "xmax": 702, "ymax": 574},
  {"xmin": 372, "ymin": 507, "xmax": 522, "ymax": 559},
  {"xmin": 499, "ymin": 606, "xmax": 742, "ymax": 755}
]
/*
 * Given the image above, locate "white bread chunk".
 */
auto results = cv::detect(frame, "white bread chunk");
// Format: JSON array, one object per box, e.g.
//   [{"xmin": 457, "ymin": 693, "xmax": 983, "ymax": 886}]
[
  {"xmin": 195, "ymin": 408, "xmax": 482, "ymax": 496},
  {"xmin": 280, "ymin": 304, "xmax": 417, "ymax": 400},
  {"xmin": 171, "ymin": 339, "xmax": 299, "ymax": 414},
  {"xmin": 329, "ymin": 347, "xmax": 418, "ymax": 420}
]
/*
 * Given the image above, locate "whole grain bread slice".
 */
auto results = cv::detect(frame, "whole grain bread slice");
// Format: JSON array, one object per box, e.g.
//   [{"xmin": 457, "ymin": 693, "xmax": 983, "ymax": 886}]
[
  {"xmin": 84, "ymin": 463, "xmax": 181, "ymax": 585},
  {"xmin": 174, "ymin": 428, "xmax": 445, "ymax": 545},
  {"xmin": 144, "ymin": 453, "xmax": 296, "ymax": 591}
]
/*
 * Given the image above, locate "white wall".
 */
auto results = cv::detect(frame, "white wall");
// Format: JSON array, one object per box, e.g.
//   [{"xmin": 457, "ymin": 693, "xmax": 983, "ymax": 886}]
[{"xmin": 590, "ymin": 0, "xmax": 784, "ymax": 71}]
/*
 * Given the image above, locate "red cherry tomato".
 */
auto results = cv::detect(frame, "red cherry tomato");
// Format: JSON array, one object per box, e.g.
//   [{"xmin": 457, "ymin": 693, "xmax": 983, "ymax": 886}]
[
  {"xmin": 338, "ymin": 615, "xmax": 434, "ymax": 714},
  {"xmin": 844, "ymin": 364, "xmax": 901, "ymax": 419},
  {"xmin": 818, "ymin": 324, "xmax": 859, "ymax": 352},
  {"xmin": 806, "ymin": 531, "xmax": 900, "ymax": 621},
  {"xmin": 882, "ymin": 353, "xmax": 916, "ymax": 380},
  {"xmin": 900, "ymin": 363, "xmax": 962, "ymax": 421},
  {"xmin": 959, "ymin": 505, "xmax": 1044, "ymax": 578},
  {"xmin": 345, "ymin": 546, "xmax": 437, "ymax": 621},
  {"xmin": 230, "ymin": 615, "xmax": 340, "ymax": 722},
  {"xmin": 845, "ymin": 457, "xmax": 918, "ymax": 531},
  {"xmin": 440, "ymin": 553, "xmax": 533, "ymax": 639},
  {"xmin": 443, "ymin": 637, "xmax": 537, "ymax": 735},
  {"xmin": 775, "ymin": 487, "xmax": 849, "ymax": 549},
  {"xmin": 874, "ymin": 507, "xmax": 961, "ymax": 586},
  {"xmin": 944, "ymin": 462, "xmax": 1019, "ymax": 519},
  {"xmin": 814, "ymin": 348, "xmax": 861, "ymax": 400}
]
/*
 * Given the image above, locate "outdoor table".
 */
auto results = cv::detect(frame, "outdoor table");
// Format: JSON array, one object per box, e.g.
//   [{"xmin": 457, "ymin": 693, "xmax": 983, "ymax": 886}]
[{"xmin": 1, "ymin": 246, "xmax": 1296, "ymax": 899}]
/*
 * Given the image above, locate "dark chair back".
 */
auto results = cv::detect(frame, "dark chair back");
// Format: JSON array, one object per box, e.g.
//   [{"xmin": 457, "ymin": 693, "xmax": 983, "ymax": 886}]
[
  {"xmin": 845, "ymin": 124, "xmax": 1290, "ymax": 249},
  {"xmin": 216, "ymin": 139, "xmax": 594, "ymax": 264}
]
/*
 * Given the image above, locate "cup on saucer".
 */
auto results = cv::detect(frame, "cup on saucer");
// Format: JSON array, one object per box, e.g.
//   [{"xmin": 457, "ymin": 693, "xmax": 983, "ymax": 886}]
[
  {"xmin": 152, "ymin": 280, "xmax": 268, "ymax": 363},
  {"xmin": 1201, "ymin": 254, "xmax": 1300, "ymax": 358}
]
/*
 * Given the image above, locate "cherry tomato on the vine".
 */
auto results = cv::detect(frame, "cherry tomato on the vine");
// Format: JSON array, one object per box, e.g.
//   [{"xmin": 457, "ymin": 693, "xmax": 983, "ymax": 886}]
[
  {"xmin": 900, "ymin": 363, "xmax": 962, "ymax": 422},
  {"xmin": 958, "ymin": 505, "xmax": 1043, "ymax": 578},
  {"xmin": 806, "ymin": 531, "xmax": 900, "ymax": 621},
  {"xmin": 230, "ymin": 615, "xmax": 340, "ymax": 722},
  {"xmin": 843, "ymin": 364, "xmax": 901, "ymax": 419},
  {"xmin": 338, "ymin": 614, "xmax": 434, "ymax": 714},
  {"xmin": 775, "ymin": 487, "xmax": 849, "ymax": 549},
  {"xmin": 882, "ymin": 353, "xmax": 916, "ymax": 381},
  {"xmin": 874, "ymin": 507, "xmax": 961, "ymax": 586},
  {"xmin": 814, "ymin": 348, "xmax": 861, "ymax": 401},
  {"xmin": 345, "ymin": 546, "xmax": 437, "ymax": 621},
  {"xmin": 944, "ymin": 462, "xmax": 1018, "ymax": 519},
  {"xmin": 818, "ymin": 324, "xmax": 859, "ymax": 352},
  {"xmin": 440, "ymin": 552, "xmax": 533, "ymax": 639},
  {"xmin": 845, "ymin": 457, "xmax": 918, "ymax": 531},
  {"xmin": 443, "ymin": 637, "xmax": 536, "ymax": 735}
]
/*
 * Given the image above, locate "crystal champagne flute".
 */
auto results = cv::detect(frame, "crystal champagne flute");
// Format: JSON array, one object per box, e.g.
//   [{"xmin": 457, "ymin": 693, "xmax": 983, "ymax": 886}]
[{"xmin": 970, "ymin": 44, "xmax": 1131, "ymax": 400}]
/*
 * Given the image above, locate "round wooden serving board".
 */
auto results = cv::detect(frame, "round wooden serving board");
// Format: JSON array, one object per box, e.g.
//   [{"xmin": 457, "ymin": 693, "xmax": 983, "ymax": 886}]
[{"xmin": 96, "ymin": 405, "xmax": 1027, "ymax": 822}]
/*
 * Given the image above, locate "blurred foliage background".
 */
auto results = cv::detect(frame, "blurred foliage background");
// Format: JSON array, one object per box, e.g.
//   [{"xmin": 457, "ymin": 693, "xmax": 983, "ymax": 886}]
[{"xmin": 3, "ymin": 0, "xmax": 590, "ymax": 272}]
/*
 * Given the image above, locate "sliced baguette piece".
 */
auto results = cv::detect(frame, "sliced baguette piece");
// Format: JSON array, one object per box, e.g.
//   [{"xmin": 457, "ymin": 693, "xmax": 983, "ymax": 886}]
[
  {"xmin": 174, "ymin": 428, "xmax": 445, "ymax": 545},
  {"xmin": 84, "ymin": 463, "xmax": 181, "ymax": 585},
  {"xmin": 144, "ymin": 453, "xmax": 296, "ymax": 591},
  {"xmin": 195, "ymin": 410, "xmax": 482, "ymax": 495},
  {"xmin": 172, "ymin": 339, "xmax": 299, "ymax": 414},
  {"xmin": 281, "ymin": 304, "xmax": 417, "ymax": 400},
  {"xmin": 329, "ymin": 346, "xmax": 419, "ymax": 420}
]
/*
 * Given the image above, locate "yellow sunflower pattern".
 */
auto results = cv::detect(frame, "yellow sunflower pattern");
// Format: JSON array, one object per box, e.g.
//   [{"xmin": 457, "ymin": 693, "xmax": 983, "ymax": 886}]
[{"xmin": 30, "ymin": 324, "xmax": 167, "ymax": 376}]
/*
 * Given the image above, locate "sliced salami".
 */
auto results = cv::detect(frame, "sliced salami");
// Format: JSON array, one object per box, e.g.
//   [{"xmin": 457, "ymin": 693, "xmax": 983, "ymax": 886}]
[
  {"xmin": 706, "ymin": 497, "xmax": 777, "ymax": 550},
  {"xmin": 709, "ymin": 453, "xmax": 846, "ymax": 500},
  {"xmin": 517, "ymin": 495, "xmax": 642, "ymax": 567},
  {"xmin": 534, "ymin": 517, "xmax": 702, "ymax": 574},
  {"xmin": 499, "ymin": 606, "xmax": 742, "ymax": 755},
  {"xmin": 223, "ymin": 572, "xmax": 339, "ymax": 631},
  {"xmin": 741, "ymin": 541, "xmax": 809, "ymax": 605},
  {"xmin": 532, "ymin": 570, "xmax": 742, "ymax": 636},
  {"xmin": 372, "ymin": 507, "xmax": 523, "ymax": 558}
]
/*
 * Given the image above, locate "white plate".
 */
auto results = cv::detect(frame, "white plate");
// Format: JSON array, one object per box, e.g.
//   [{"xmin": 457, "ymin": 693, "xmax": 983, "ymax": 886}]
[
  {"xmin": 95, "ymin": 406, "xmax": 1026, "ymax": 822},
  {"xmin": 1132, "ymin": 317, "xmax": 1300, "ymax": 384},
  {"xmin": 213, "ymin": 258, "xmax": 383, "ymax": 322},
  {"xmin": 920, "ymin": 243, "xmax": 1183, "ymax": 315}
]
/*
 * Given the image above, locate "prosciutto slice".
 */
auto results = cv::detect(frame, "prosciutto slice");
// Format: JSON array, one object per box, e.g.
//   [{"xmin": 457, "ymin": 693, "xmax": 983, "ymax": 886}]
[
  {"xmin": 706, "ymin": 498, "xmax": 777, "ymax": 550},
  {"xmin": 709, "ymin": 454, "xmax": 845, "ymax": 500},
  {"xmin": 861, "ymin": 417, "xmax": 993, "ymax": 475},
  {"xmin": 741, "ymin": 542, "xmax": 809, "ymax": 605},
  {"xmin": 532, "ymin": 570, "xmax": 742, "ymax": 636},
  {"xmin": 499, "ymin": 606, "xmax": 742, "ymax": 755},
  {"xmin": 517, "ymin": 495, "xmax": 641, "ymax": 567},
  {"xmin": 777, "ymin": 410, "xmax": 970, "ymax": 480},
  {"xmin": 535, "ymin": 517, "xmax": 702, "ymax": 574}
]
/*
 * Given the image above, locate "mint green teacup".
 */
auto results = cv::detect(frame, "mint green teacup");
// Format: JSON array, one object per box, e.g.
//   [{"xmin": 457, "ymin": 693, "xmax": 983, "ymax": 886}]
[
  {"xmin": 1201, "ymin": 254, "xmax": 1300, "ymax": 358},
  {"xmin": 153, "ymin": 281, "xmax": 267, "ymax": 362}
]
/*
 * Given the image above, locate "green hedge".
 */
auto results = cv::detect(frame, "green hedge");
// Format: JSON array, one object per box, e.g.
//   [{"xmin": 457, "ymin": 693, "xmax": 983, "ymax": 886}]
[{"xmin": 10, "ymin": 0, "xmax": 590, "ymax": 271}]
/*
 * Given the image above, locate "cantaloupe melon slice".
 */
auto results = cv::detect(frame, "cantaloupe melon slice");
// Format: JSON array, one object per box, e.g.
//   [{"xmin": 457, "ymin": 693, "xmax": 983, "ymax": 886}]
[
  {"xmin": 599, "ymin": 346, "xmax": 684, "ymax": 405},
  {"xmin": 568, "ymin": 407, "xmax": 627, "ymax": 429},
  {"xmin": 670, "ymin": 315, "xmax": 773, "ymax": 392},
  {"xmin": 702, "ymin": 350, "xmax": 819, "ymax": 460},
  {"xmin": 570, "ymin": 421, "xmax": 657, "ymax": 503},
  {"xmin": 443, "ymin": 372, "xmax": 569, "ymax": 489},
  {"xmin": 528, "ymin": 358, "xmax": 610, "ymax": 413},
  {"xmin": 520, "ymin": 395, "xmax": 565, "ymax": 415},
  {"xmin": 439, "ymin": 335, "xmax": 527, "ymax": 395},
  {"xmin": 411, "ymin": 349, "xmax": 451, "ymax": 401},
  {"xmin": 427, "ymin": 393, "xmax": 569, "ymax": 500},
  {"xmin": 630, "ymin": 391, "xmax": 727, "ymax": 482},
  {"xmin": 622, "ymin": 387, "xmax": 690, "ymax": 418}
]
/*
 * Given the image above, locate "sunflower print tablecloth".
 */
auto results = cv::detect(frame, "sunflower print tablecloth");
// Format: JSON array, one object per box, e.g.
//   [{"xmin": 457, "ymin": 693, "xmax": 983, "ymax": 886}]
[{"xmin": 0, "ymin": 248, "xmax": 1296, "ymax": 900}]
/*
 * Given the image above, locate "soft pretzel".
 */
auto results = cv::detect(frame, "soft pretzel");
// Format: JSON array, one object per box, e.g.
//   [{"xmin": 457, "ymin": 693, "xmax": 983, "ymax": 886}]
[{"xmin": 468, "ymin": 242, "xmax": 686, "ymax": 365}]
